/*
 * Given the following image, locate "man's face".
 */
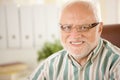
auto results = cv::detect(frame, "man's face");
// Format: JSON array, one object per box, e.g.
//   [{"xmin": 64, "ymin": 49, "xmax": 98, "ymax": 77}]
[{"xmin": 60, "ymin": 5, "xmax": 102, "ymax": 59}]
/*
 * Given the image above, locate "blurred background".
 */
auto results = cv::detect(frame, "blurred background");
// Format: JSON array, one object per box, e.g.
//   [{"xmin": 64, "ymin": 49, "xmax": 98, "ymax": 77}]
[{"xmin": 0, "ymin": 0, "xmax": 120, "ymax": 80}]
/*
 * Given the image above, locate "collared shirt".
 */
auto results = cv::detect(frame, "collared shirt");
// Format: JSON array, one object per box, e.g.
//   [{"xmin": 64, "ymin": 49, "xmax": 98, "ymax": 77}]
[{"xmin": 29, "ymin": 38, "xmax": 120, "ymax": 80}]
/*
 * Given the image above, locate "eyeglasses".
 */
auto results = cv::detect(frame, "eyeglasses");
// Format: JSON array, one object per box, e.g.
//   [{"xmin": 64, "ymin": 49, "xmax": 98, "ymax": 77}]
[{"xmin": 60, "ymin": 22, "xmax": 99, "ymax": 33}]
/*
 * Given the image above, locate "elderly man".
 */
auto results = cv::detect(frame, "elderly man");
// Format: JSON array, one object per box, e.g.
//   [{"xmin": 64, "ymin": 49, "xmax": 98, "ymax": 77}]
[{"xmin": 29, "ymin": 0, "xmax": 120, "ymax": 80}]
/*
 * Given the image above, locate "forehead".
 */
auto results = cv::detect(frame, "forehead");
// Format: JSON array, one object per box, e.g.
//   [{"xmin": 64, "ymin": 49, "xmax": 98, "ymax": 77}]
[{"xmin": 60, "ymin": 1, "xmax": 97, "ymax": 24}]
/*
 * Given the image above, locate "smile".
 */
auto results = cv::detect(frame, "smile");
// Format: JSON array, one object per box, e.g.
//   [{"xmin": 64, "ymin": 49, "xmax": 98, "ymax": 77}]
[{"xmin": 70, "ymin": 41, "xmax": 85, "ymax": 45}]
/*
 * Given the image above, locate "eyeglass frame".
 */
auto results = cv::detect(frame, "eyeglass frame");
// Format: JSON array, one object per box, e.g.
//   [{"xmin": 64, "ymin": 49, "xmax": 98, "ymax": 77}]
[{"xmin": 59, "ymin": 22, "xmax": 100, "ymax": 33}]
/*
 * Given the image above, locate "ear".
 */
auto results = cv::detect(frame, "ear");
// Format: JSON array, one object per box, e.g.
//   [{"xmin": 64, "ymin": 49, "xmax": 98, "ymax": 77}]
[{"xmin": 98, "ymin": 22, "xmax": 103, "ymax": 35}]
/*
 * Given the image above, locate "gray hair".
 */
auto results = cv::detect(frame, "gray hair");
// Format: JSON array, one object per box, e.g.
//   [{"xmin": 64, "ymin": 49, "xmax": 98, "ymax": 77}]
[{"xmin": 59, "ymin": 0, "xmax": 102, "ymax": 22}]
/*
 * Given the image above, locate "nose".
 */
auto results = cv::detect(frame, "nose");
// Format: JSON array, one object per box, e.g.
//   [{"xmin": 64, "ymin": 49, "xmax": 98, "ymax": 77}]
[
  {"xmin": 69, "ymin": 27, "xmax": 82, "ymax": 38},
  {"xmin": 71, "ymin": 25, "xmax": 82, "ymax": 32}
]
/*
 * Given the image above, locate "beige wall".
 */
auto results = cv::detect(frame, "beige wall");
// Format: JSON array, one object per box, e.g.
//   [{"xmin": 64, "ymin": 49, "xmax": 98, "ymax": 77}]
[
  {"xmin": 119, "ymin": 0, "xmax": 120, "ymax": 23},
  {"xmin": 99, "ymin": 0, "xmax": 107, "ymax": 23},
  {"xmin": 0, "ymin": 0, "xmax": 37, "ymax": 5},
  {"xmin": 99, "ymin": 0, "xmax": 119, "ymax": 24},
  {"xmin": 0, "ymin": 0, "xmax": 119, "ymax": 24}
]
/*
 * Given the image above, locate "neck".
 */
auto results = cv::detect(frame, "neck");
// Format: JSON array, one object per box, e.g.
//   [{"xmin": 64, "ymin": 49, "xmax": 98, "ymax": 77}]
[{"xmin": 76, "ymin": 56, "xmax": 88, "ymax": 66}]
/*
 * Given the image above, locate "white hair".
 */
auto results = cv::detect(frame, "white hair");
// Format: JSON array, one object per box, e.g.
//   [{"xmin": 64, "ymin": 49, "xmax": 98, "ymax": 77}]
[{"xmin": 59, "ymin": 0, "xmax": 102, "ymax": 22}]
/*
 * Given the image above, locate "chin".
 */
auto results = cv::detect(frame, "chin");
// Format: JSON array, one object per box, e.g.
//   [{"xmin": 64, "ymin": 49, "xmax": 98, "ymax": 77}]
[
  {"xmin": 69, "ymin": 52, "xmax": 88, "ymax": 59},
  {"xmin": 63, "ymin": 42, "xmax": 96, "ymax": 58},
  {"xmin": 68, "ymin": 47, "xmax": 91, "ymax": 59}
]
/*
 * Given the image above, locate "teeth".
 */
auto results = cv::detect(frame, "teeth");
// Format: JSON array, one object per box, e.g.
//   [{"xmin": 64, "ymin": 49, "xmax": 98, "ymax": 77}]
[{"xmin": 71, "ymin": 41, "xmax": 83, "ymax": 45}]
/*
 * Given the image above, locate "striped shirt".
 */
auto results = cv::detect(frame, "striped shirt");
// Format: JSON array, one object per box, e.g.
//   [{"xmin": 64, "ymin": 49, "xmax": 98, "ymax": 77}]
[{"xmin": 29, "ymin": 38, "xmax": 120, "ymax": 80}]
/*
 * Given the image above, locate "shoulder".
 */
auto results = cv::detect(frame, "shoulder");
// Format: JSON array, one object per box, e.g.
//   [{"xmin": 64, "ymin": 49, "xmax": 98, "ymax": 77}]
[
  {"xmin": 102, "ymin": 39, "xmax": 120, "ymax": 66},
  {"xmin": 101, "ymin": 39, "xmax": 120, "ymax": 64},
  {"xmin": 102, "ymin": 39, "xmax": 120, "ymax": 55},
  {"xmin": 101, "ymin": 39, "xmax": 120, "ymax": 73},
  {"xmin": 29, "ymin": 49, "xmax": 68, "ymax": 79},
  {"xmin": 40, "ymin": 49, "xmax": 68, "ymax": 66},
  {"xmin": 46, "ymin": 49, "xmax": 68, "ymax": 61}
]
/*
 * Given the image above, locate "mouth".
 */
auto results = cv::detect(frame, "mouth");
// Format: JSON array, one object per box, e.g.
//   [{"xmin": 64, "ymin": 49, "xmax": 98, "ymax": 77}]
[{"xmin": 70, "ymin": 41, "xmax": 85, "ymax": 46}]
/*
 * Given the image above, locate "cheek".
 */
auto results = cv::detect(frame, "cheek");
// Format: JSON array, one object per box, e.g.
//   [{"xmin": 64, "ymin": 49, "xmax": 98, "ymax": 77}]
[
  {"xmin": 86, "ymin": 30, "xmax": 100, "ymax": 43},
  {"xmin": 60, "ymin": 32, "xmax": 68, "ymax": 43}
]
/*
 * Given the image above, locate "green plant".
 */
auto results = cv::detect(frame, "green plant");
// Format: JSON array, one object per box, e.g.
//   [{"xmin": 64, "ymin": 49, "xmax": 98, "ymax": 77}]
[{"xmin": 37, "ymin": 39, "xmax": 63, "ymax": 62}]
